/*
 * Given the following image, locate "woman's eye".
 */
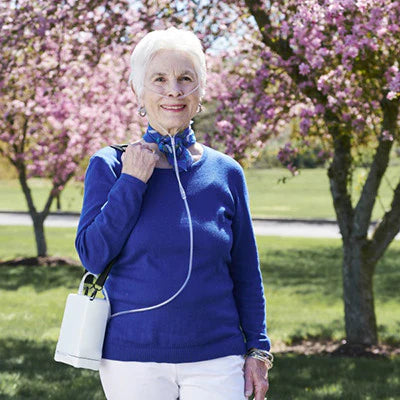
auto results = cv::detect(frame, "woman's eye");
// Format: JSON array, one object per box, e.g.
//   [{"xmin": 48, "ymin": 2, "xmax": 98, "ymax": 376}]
[
  {"xmin": 154, "ymin": 77, "xmax": 165, "ymax": 83},
  {"xmin": 181, "ymin": 76, "xmax": 193, "ymax": 82}
]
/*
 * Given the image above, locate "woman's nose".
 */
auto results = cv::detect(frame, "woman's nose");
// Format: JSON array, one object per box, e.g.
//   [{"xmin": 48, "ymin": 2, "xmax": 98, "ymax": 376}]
[{"xmin": 166, "ymin": 80, "xmax": 183, "ymax": 97}]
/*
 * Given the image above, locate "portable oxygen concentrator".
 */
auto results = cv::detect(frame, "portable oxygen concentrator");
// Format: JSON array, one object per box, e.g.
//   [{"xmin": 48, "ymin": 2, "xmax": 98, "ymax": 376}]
[{"xmin": 54, "ymin": 273, "xmax": 110, "ymax": 371}]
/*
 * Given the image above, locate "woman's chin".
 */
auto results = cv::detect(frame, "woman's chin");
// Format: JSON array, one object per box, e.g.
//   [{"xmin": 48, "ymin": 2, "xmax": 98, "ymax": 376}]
[{"xmin": 154, "ymin": 120, "xmax": 190, "ymax": 134}]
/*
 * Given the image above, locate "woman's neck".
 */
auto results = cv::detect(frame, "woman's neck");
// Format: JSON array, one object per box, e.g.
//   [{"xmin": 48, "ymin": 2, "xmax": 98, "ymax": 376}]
[{"xmin": 148, "ymin": 122, "xmax": 187, "ymax": 136}]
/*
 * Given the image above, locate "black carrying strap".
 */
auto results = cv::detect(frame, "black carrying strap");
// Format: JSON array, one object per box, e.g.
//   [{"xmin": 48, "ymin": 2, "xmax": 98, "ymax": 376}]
[
  {"xmin": 110, "ymin": 144, "xmax": 128, "ymax": 152},
  {"xmin": 83, "ymin": 143, "xmax": 129, "ymax": 299},
  {"xmin": 84, "ymin": 261, "xmax": 115, "ymax": 299}
]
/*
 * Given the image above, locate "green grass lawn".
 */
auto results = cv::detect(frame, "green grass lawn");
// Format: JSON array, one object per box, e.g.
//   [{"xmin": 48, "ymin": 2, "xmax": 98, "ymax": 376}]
[
  {"xmin": 245, "ymin": 166, "xmax": 400, "ymax": 219},
  {"xmin": 1, "ymin": 226, "xmax": 399, "ymax": 399},
  {"xmin": 1, "ymin": 165, "xmax": 399, "ymax": 219},
  {"xmin": 0, "ymin": 178, "xmax": 84, "ymax": 214}
]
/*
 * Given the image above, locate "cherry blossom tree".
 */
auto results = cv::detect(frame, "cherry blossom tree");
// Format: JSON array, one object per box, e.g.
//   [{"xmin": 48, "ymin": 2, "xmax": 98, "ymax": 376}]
[
  {"xmin": 0, "ymin": 0, "xmax": 145, "ymax": 257},
  {"xmin": 197, "ymin": 0, "xmax": 400, "ymax": 347}
]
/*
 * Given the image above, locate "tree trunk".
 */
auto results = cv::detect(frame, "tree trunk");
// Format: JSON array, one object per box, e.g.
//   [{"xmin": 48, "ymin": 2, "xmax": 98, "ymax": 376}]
[
  {"xmin": 15, "ymin": 161, "xmax": 52, "ymax": 258},
  {"xmin": 326, "ymin": 120, "xmax": 379, "ymax": 346},
  {"xmin": 32, "ymin": 213, "xmax": 47, "ymax": 257},
  {"xmin": 342, "ymin": 238, "xmax": 377, "ymax": 345}
]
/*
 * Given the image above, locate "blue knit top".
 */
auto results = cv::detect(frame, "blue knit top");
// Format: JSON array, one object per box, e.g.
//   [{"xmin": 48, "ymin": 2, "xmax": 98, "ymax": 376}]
[{"xmin": 75, "ymin": 144, "xmax": 270, "ymax": 363}]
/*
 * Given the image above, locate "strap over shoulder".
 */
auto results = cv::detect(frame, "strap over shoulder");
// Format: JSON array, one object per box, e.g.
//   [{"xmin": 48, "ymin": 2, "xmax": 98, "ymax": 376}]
[
  {"xmin": 110, "ymin": 144, "xmax": 128, "ymax": 152},
  {"xmin": 82, "ymin": 145, "xmax": 127, "ymax": 286}
]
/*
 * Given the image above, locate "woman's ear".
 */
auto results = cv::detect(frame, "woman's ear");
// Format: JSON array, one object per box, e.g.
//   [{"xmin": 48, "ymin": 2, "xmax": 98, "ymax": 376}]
[
  {"xmin": 130, "ymin": 82, "xmax": 136, "ymax": 96},
  {"xmin": 130, "ymin": 82, "xmax": 143, "ymax": 105}
]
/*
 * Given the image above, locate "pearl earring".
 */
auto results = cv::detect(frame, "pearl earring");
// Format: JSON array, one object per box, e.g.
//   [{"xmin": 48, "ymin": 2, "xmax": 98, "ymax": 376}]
[{"xmin": 138, "ymin": 106, "xmax": 146, "ymax": 117}]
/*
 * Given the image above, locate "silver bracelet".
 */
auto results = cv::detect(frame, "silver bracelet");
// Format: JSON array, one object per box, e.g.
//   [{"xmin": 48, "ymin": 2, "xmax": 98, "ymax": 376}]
[{"xmin": 246, "ymin": 348, "xmax": 274, "ymax": 369}]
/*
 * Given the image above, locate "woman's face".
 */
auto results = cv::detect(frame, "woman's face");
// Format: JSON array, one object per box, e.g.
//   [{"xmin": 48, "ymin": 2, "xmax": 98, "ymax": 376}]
[{"xmin": 141, "ymin": 49, "xmax": 200, "ymax": 135}]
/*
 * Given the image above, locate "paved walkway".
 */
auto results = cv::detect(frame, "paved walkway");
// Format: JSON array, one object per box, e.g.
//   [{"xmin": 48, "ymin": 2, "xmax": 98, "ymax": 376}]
[
  {"xmin": 0, "ymin": 211, "xmax": 80, "ymax": 228},
  {"xmin": 252, "ymin": 218, "xmax": 341, "ymax": 238},
  {"xmin": 0, "ymin": 211, "xmax": 346, "ymax": 238},
  {"xmin": 1, "ymin": 211, "xmax": 399, "ymax": 239}
]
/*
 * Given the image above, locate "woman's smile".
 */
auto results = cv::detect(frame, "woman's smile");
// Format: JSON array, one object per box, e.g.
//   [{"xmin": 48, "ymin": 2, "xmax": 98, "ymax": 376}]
[{"xmin": 161, "ymin": 104, "xmax": 186, "ymax": 112}]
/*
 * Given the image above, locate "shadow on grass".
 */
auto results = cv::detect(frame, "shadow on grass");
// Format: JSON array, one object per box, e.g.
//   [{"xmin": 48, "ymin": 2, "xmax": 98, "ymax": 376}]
[
  {"xmin": 0, "ymin": 338, "xmax": 105, "ymax": 400},
  {"xmin": 0, "ymin": 265, "xmax": 83, "ymax": 292},
  {"xmin": 288, "ymin": 323, "xmax": 343, "ymax": 344},
  {"xmin": 268, "ymin": 353, "xmax": 400, "ymax": 399},
  {"xmin": 0, "ymin": 338, "xmax": 399, "ymax": 400},
  {"xmin": 260, "ymin": 245, "xmax": 400, "ymax": 302},
  {"xmin": 260, "ymin": 245, "xmax": 343, "ymax": 300},
  {"xmin": 374, "ymin": 247, "xmax": 400, "ymax": 302}
]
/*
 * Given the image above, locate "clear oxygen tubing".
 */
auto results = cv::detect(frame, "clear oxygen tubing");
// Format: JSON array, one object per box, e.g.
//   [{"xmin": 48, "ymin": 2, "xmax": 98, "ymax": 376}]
[
  {"xmin": 143, "ymin": 84, "xmax": 199, "ymax": 100},
  {"xmin": 110, "ymin": 129, "xmax": 193, "ymax": 319}
]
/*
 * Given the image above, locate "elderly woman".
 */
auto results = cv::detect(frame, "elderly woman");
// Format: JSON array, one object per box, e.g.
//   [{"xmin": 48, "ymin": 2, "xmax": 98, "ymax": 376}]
[{"xmin": 75, "ymin": 27, "xmax": 272, "ymax": 400}]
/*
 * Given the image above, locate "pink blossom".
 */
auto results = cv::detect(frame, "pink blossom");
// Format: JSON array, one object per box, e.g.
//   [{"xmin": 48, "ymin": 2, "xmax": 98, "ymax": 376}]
[
  {"xmin": 382, "ymin": 130, "xmax": 394, "ymax": 141},
  {"xmin": 216, "ymin": 120, "xmax": 234, "ymax": 135},
  {"xmin": 300, "ymin": 118, "xmax": 311, "ymax": 135},
  {"xmin": 299, "ymin": 63, "xmax": 310, "ymax": 75}
]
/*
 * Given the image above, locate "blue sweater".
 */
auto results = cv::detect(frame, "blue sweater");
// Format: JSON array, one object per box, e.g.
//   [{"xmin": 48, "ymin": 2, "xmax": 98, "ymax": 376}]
[{"xmin": 75, "ymin": 144, "xmax": 270, "ymax": 363}]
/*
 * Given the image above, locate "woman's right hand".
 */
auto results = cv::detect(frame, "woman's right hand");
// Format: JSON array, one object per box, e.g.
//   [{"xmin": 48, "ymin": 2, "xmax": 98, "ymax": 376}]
[{"xmin": 121, "ymin": 142, "xmax": 160, "ymax": 183}]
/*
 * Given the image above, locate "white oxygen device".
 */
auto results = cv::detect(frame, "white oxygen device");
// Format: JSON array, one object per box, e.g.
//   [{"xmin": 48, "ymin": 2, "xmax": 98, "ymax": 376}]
[
  {"xmin": 110, "ymin": 132, "xmax": 193, "ymax": 318},
  {"xmin": 54, "ymin": 272, "xmax": 111, "ymax": 370}
]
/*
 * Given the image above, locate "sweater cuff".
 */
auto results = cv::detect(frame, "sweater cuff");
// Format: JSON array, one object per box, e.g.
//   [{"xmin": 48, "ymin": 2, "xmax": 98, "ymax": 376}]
[
  {"xmin": 107, "ymin": 173, "xmax": 147, "ymax": 217},
  {"xmin": 246, "ymin": 338, "xmax": 271, "ymax": 352},
  {"xmin": 119, "ymin": 172, "xmax": 148, "ymax": 189}
]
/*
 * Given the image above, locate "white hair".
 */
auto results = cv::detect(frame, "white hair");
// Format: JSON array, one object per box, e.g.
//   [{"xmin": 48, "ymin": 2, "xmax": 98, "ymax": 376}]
[{"xmin": 129, "ymin": 27, "xmax": 207, "ymax": 100}]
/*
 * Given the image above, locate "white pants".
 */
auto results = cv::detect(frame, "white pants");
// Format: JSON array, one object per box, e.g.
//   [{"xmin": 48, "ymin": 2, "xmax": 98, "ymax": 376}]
[{"xmin": 99, "ymin": 355, "xmax": 246, "ymax": 400}]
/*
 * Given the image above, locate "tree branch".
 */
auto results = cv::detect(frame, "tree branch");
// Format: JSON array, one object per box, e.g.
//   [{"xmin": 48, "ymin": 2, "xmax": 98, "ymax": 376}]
[
  {"xmin": 326, "ymin": 113, "xmax": 354, "ymax": 241},
  {"xmin": 368, "ymin": 178, "xmax": 400, "ymax": 264},
  {"xmin": 244, "ymin": 0, "xmax": 326, "ymax": 104},
  {"xmin": 366, "ymin": 99, "xmax": 400, "ymax": 263},
  {"xmin": 41, "ymin": 171, "xmax": 75, "ymax": 218},
  {"xmin": 19, "ymin": 113, "xmax": 29, "ymax": 155},
  {"xmin": 17, "ymin": 162, "xmax": 37, "ymax": 216},
  {"xmin": 244, "ymin": 0, "xmax": 292, "ymax": 59},
  {"xmin": 41, "ymin": 188, "xmax": 55, "ymax": 219},
  {"xmin": 9, "ymin": 113, "xmax": 37, "ymax": 216},
  {"xmin": 353, "ymin": 98, "xmax": 398, "ymax": 238}
]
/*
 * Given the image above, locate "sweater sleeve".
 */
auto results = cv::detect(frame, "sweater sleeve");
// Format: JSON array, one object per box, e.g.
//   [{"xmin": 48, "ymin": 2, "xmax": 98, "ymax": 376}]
[
  {"xmin": 75, "ymin": 151, "xmax": 147, "ymax": 274},
  {"xmin": 228, "ymin": 165, "xmax": 271, "ymax": 351}
]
